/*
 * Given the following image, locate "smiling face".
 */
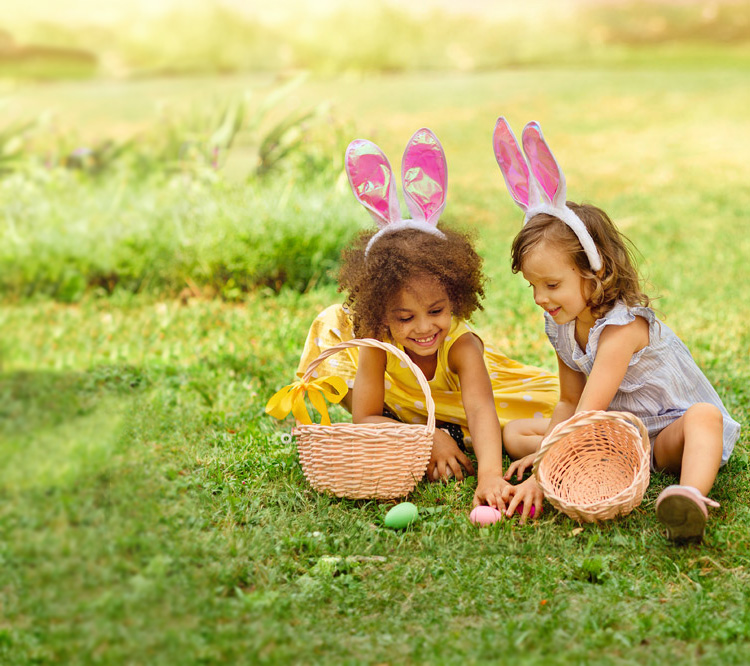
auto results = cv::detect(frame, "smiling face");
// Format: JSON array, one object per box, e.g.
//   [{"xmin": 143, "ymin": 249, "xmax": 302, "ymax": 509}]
[
  {"xmin": 384, "ymin": 274, "xmax": 452, "ymax": 361},
  {"xmin": 521, "ymin": 241, "xmax": 595, "ymax": 328}
]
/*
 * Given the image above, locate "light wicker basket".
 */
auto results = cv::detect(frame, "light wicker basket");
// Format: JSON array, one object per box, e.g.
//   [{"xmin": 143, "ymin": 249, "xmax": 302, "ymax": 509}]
[
  {"xmin": 293, "ymin": 338, "xmax": 434, "ymax": 500},
  {"xmin": 532, "ymin": 410, "xmax": 650, "ymax": 523}
]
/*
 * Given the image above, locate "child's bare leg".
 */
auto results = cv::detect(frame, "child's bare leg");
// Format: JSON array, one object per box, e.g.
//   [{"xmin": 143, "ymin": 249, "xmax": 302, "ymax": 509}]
[
  {"xmin": 653, "ymin": 404, "xmax": 724, "ymax": 542},
  {"xmin": 652, "ymin": 403, "xmax": 724, "ymax": 495},
  {"xmin": 503, "ymin": 418, "xmax": 549, "ymax": 459}
]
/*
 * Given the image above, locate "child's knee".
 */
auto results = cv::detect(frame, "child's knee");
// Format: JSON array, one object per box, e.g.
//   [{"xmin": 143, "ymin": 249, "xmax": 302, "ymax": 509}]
[
  {"xmin": 503, "ymin": 418, "xmax": 545, "ymax": 458},
  {"xmin": 685, "ymin": 403, "xmax": 723, "ymax": 431},
  {"xmin": 503, "ymin": 419, "xmax": 520, "ymax": 438},
  {"xmin": 503, "ymin": 420, "xmax": 522, "ymax": 452}
]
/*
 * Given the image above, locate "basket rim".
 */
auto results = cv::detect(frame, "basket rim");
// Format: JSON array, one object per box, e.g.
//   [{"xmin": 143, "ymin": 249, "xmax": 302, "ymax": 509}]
[
  {"xmin": 293, "ymin": 420, "xmax": 432, "ymax": 432},
  {"xmin": 299, "ymin": 337, "xmax": 436, "ymax": 433},
  {"xmin": 532, "ymin": 410, "xmax": 650, "ymax": 474},
  {"xmin": 532, "ymin": 409, "xmax": 651, "ymax": 513}
]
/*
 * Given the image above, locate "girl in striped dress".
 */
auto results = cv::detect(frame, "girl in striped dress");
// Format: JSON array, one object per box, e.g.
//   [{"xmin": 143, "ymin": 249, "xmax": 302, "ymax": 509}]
[{"xmin": 494, "ymin": 118, "xmax": 740, "ymax": 541}]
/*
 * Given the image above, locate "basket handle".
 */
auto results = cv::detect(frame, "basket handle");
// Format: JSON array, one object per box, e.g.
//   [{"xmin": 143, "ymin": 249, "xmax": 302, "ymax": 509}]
[
  {"xmin": 300, "ymin": 337, "xmax": 436, "ymax": 433},
  {"xmin": 532, "ymin": 409, "xmax": 650, "ymax": 476}
]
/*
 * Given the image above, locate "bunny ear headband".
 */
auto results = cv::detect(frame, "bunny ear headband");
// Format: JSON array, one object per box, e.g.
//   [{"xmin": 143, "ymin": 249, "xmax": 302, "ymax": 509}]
[
  {"xmin": 345, "ymin": 127, "xmax": 448, "ymax": 256},
  {"xmin": 492, "ymin": 117, "xmax": 602, "ymax": 272}
]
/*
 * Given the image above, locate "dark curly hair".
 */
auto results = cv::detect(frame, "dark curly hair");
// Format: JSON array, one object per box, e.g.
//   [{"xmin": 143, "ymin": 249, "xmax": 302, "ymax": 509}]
[
  {"xmin": 510, "ymin": 202, "xmax": 650, "ymax": 319},
  {"xmin": 338, "ymin": 227, "xmax": 486, "ymax": 339}
]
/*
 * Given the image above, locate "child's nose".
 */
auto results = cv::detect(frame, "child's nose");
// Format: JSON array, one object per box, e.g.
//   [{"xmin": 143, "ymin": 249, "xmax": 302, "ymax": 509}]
[
  {"xmin": 415, "ymin": 318, "xmax": 430, "ymax": 333},
  {"xmin": 534, "ymin": 290, "xmax": 548, "ymax": 306}
]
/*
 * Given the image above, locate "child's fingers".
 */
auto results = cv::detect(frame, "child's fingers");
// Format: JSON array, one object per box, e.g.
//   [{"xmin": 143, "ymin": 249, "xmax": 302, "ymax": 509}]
[
  {"xmin": 457, "ymin": 450, "xmax": 475, "ymax": 476},
  {"xmin": 505, "ymin": 493, "xmax": 522, "ymax": 518},
  {"xmin": 517, "ymin": 499, "xmax": 534, "ymax": 525},
  {"xmin": 487, "ymin": 491, "xmax": 506, "ymax": 512},
  {"xmin": 505, "ymin": 456, "xmax": 532, "ymax": 481},
  {"xmin": 447, "ymin": 457, "xmax": 464, "ymax": 481}
]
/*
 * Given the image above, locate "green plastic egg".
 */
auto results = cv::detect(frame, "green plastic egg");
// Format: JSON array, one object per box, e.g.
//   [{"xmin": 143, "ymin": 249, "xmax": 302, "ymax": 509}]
[{"xmin": 384, "ymin": 502, "xmax": 419, "ymax": 529}]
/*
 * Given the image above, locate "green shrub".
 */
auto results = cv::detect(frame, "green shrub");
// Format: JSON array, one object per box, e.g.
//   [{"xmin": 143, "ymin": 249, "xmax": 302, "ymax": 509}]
[{"xmin": 0, "ymin": 171, "xmax": 361, "ymax": 301}]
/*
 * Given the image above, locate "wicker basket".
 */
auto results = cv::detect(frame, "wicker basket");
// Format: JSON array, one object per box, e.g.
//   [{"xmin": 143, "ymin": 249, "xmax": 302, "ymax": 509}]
[
  {"xmin": 532, "ymin": 410, "xmax": 650, "ymax": 523},
  {"xmin": 293, "ymin": 338, "xmax": 434, "ymax": 500}
]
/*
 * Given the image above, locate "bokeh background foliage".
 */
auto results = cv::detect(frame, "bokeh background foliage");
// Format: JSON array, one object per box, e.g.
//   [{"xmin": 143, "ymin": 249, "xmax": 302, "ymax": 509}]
[
  {"xmin": 1, "ymin": 0, "xmax": 750, "ymax": 302},
  {"xmin": 3, "ymin": 1, "xmax": 750, "ymax": 77},
  {"xmin": 2, "ymin": 1, "xmax": 750, "ymax": 664}
]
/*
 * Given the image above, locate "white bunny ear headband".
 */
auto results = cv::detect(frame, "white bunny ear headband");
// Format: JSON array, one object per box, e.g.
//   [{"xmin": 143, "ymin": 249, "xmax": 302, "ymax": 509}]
[
  {"xmin": 345, "ymin": 128, "xmax": 448, "ymax": 256},
  {"xmin": 492, "ymin": 117, "xmax": 602, "ymax": 272}
]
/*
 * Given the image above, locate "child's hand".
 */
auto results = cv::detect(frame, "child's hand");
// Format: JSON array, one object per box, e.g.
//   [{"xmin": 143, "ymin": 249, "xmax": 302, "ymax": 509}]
[
  {"xmin": 428, "ymin": 429, "xmax": 475, "ymax": 482},
  {"xmin": 473, "ymin": 473, "xmax": 510, "ymax": 512},
  {"xmin": 503, "ymin": 477, "xmax": 544, "ymax": 525},
  {"xmin": 504, "ymin": 453, "xmax": 538, "ymax": 482}
]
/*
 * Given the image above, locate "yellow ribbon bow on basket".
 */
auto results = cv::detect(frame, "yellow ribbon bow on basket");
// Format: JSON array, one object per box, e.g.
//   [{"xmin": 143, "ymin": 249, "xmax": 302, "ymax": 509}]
[{"xmin": 265, "ymin": 376, "xmax": 348, "ymax": 426}]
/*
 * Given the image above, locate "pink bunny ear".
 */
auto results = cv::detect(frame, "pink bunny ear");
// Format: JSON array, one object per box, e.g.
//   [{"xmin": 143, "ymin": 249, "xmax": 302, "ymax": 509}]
[
  {"xmin": 345, "ymin": 139, "xmax": 401, "ymax": 228},
  {"xmin": 493, "ymin": 117, "xmax": 537, "ymax": 211},
  {"xmin": 401, "ymin": 128, "xmax": 447, "ymax": 226},
  {"xmin": 522, "ymin": 121, "xmax": 566, "ymax": 208}
]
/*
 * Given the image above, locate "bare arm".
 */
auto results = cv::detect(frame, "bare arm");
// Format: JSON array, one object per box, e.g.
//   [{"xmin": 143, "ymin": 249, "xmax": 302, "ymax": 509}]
[
  {"xmin": 352, "ymin": 346, "xmax": 392, "ymax": 424},
  {"xmin": 547, "ymin": 353, "xmax": 587, "ymax": 432},
  {"xmin": 576, "ymin": 317, "xmax": 649, "ymax": 413},
  {"xmin": 449, "ymin": 333, "xmax": 510, "ymax": 508}
]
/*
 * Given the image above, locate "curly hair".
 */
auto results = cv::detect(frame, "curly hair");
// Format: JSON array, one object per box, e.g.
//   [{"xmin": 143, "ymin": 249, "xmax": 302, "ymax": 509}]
[
  {"xmin": 510, "ymin": 202, "xmax": 650, "ymax": 319},
  {"xmin": 338, "ymin": 227, "xmax": 486, "ymax": 339}
]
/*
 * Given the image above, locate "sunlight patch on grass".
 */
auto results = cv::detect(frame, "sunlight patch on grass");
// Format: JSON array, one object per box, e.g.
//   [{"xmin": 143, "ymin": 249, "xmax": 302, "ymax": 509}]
[{"xmin": 0, "ymin": 394, "xmax": 130, "ymax": 492}]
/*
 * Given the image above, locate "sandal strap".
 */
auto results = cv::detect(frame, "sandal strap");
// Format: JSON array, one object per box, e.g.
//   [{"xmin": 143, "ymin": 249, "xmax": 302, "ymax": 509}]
[
  {"xmin": 697, "ymin": 493, "xmax": 720, "ymax": 508},
  {"xmin": 674, "ymin": 485, "xmax": 720, "ymax": 508}
]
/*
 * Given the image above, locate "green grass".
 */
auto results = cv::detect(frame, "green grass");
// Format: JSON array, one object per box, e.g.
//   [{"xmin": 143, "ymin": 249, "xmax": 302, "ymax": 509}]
[
  {"xmin": 2, "ymin": 292, "xmax": 749, "ymax": 664},
  {"xmin": 2, "ymin": 61, "xmax": 750, "ymax": 664}
]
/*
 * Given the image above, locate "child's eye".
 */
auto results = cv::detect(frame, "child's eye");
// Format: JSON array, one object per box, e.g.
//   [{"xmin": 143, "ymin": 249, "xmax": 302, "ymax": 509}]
[
  {"xmin": 398, "ymin": 317, "xmax": 412, "ymax": 323},
  {"xmin": 547, "ymin": 283, "xmax": 559, "ymax": 289},
  {"xmin": 429, "ymin": 308, "xmax": 443, "ymax": 315}
]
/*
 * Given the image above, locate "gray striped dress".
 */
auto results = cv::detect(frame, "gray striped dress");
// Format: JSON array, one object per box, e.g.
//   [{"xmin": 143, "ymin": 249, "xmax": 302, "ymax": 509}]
[{"xmin": 545, "ymin": 301, "xmax": 740, "ymax": 465}]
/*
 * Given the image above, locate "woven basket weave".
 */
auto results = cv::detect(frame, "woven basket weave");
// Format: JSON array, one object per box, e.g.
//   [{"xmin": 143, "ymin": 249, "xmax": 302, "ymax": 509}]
[
  {"xmin": 293, "ymin": 338, "xmax": 434, "ymax": 500},
  {"xmin": 532, "ymin": 410, "xmax": 650, "ymax": 523}
]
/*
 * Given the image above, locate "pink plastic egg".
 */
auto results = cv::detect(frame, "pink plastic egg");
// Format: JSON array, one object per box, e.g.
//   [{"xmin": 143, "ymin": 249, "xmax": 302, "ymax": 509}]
[
  {"xmin": 515, "ymin": 503, "xmax": 540, "ymax": 518},
  {"xmin": 469, "ymin": 505, "xmax": 504, "ymax": 526}
]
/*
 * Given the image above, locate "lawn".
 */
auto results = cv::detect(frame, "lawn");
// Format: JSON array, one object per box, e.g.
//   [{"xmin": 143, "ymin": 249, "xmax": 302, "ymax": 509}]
[{"xmin": 2, "ymin": 63, "xmax": 750, "ymax": 665}]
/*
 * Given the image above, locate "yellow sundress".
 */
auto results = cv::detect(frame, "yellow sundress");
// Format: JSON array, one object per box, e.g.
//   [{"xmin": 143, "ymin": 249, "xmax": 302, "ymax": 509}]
[{"xmin": 296, "ymin": 304, "xmax": 559, "ymax": 433}]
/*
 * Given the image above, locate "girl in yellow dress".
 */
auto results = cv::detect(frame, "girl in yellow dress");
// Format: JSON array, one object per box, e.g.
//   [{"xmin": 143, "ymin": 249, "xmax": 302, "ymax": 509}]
[{"xmin": 295, "ymin": 128, "xmax": 558, "ymax": 516}]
